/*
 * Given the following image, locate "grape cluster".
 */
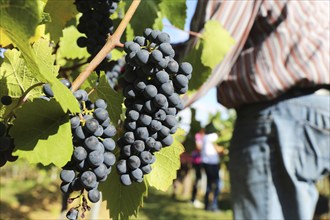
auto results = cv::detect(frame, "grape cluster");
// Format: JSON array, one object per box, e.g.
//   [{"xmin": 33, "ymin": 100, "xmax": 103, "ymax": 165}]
[
  {"xmin": 74, "ymin": 0, "xmax": 121, "ymax": 71},
  {"xmin": 106, "ymin": 58, "xmax": 125, "ymax": 89},
  {"xmin": 42, "ymin": 80, "xmax": 116, "ymax": 204},
  {"xmin": 0, "ymin": 95, "xmax": 18, "ymax": 167},
  {"xmin": 116, "ymin": 28, "xmax": 192, "ymax": 186},
  {"xmin": 0, "ymin": 121, "xmax": 18, "ymax": 167},
  {"xmin": 60, "ymin": 93, "xmax": 116, "ymax": 204}
]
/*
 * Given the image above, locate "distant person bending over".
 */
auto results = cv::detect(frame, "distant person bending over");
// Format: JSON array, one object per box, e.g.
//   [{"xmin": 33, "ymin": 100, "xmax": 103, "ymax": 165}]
[{"xmin": 201, "ymin": 125, "xmax": 225, "ymax": 211}]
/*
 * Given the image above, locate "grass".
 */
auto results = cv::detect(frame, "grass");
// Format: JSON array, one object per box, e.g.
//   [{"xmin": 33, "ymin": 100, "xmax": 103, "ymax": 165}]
[{"xmin": 0, "ymin": 161, "xmax": 233, "ymax": 220}]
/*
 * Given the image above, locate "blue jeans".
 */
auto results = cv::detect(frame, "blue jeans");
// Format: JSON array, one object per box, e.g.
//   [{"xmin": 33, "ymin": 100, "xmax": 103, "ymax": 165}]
[
  {"xmin": 229, "ymin": 92, "xmax": 330, "ymax": 220},
  {"xmin": 203, "ymin": 163, "xmax": 221, "ymax": 210}
]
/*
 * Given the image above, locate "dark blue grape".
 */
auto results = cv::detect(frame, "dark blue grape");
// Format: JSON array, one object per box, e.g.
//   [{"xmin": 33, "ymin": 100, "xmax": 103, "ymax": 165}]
[{"xmin": 88, "ymin": 188, "xmax": 101, "ymax": 203}]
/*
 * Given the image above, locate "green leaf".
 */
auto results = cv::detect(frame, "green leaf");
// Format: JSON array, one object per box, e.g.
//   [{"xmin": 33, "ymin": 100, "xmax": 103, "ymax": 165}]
[
  {"xmin": 58, "ymin": 25, "xmax": 89, "ymax": 60},
  {"xmin": 91, "ymin": 75, "xmax": 124, "ymax": 125},
  {"xmin": 125, "ymin": 0, "xmax": 161, "ymax": 36},
  {"xmin": 32, "ymin": 38, "xmax": 60, "ymax": 76},
  {"xmin": 0, "ymin": 0, "xmax": 43, "ymax": 48},
  {"xmin": 184, "ymin": 41, "xmax": 211, "ymax": 91},
  {"xmin": 100, "ymin": 171, "xmax": 147, "ymax": 220},
  {"xmin": 201, "ymin": 20, "xmax": 235, "ymax": 68},
  {"xmin": 10, "ymin": 99, "xmax": 73, "ymax": 167},
  {"xmin": 159, "ymin": 0, "xmax": 187, "ymax": 29},
  {"xmin": 146, "ymin": 129, "xmax": 185, "ymax": 191},
  {"xmin": 44, "ymin": 0, "xmax": 78, "ymax": 42},
  {"xmin": 0, "ymin": 49, "xmax": 42, "ymax": 99},
  {"xmin": 185, "ymin": 20, "xmax": 235, "ymax": 91},
  {"xmin": 0, "ymin": 1, "xmax": 80, "ymax": 113}
]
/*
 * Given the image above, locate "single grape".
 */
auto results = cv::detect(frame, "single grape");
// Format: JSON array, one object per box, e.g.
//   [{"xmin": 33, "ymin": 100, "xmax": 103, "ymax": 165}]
[
  {"xmin": 84, "ymin": 118, "xmax": 99, "ymax": 134},
  {"xmin": 84, "ymin": 136, "xmax": 99, "ymax": 151},
  {"xmin": 132, "ymin": 140, "xmax": 145, "ymax": 153},
  {"xmin": 120, "ymin": 174, "xmax": 132, "ymax": 186},
  {"xmin": 135, "ymin": 49, "xmax": 149, "ymax": 65},
  {"xmin": 94, "ymin": 108, "xmax": 109, "ymax": 122},
  {"xmin": 93, "ymin": 163, "xmax": 108, "ymax": 179},
  {"xmin": 130, "ymin": 168, "xmax": 143, "ymax": 181},
  {"xmin": 88, "ymin": 188, "xmax": 101, "ymax": 203},
  {"xmin": 128, "ymin": 155, "xmax": 141, "ymax": 169},
  {"xmin": 1, "ymin": 95, "xmax": 12, "ymax": 106},
  {"xmin": 103, "ymin": 138, "xmax": 115, "ymax": 151},
  {"xmin": 103, "ymin": 152, "xmax": 116, "ymax": 167},
  {"xmin": 141, "ymin": 164, "xmax": 152, "ymax": 174},
  {"xmin": 88, "ymin": 150, "xmax": 104, "ymax": 167},
  {"xmin": 116, "ymin": 159, "xmax": 127, "ymax": 174},
  {"xmin": 70, "ymin": 116, "xmax": 81, "ymax": 129},
  {"xmin": 159, "ymin": 82, "xmax": 174, "ymax": 96},
  {"xmin": 143, "ymin": 85, "xmax": 157, "ymax": 99},
  {"xmin": 135, "ymin": 127, "xmax": 149, "ymax": 140},
  {"xmin": 140, "ymin": 151, "xmax": 153, "ymax": 164},
  {"xmin": 42, "ymin": 84, "xmax": 54, "ymax": 98},
  {"xmin": 66, "ymin": 208, "xmax": 79, "ymax": 220},
  {"xmin": 73, "ymin": 146, "xmax": 88, "ymax": 161},
  {"xmin": 95, "ymin": 99, "xmax": 107, "ymax": 109},
  {"xmin": 60, "ymin": 169, "xmax": 76, "ymax": 183},
  {"xmin": 103, "ymin": 125, "xmax": 116, "ymax": 138},
  {"xmin": 138, "ymin": 114, "xmax": 152, "ymax": 126},
  {"xmin": 154, "ymin": 70, "xmax": 169, "ymax": 84},
  {"xmin": 80, "ymin": 171, "xmax": 98, "ymax": 189}
]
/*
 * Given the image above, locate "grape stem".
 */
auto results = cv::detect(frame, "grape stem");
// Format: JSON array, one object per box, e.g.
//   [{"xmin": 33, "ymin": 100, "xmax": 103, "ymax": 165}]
[{"xmin": 71, "ymin": 0, "xmax": 142, "ymax": 92}]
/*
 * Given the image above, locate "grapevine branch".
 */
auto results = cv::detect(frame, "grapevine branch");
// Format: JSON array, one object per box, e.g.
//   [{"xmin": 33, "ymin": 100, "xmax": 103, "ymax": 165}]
[{"xmin": 71, "ymin": 0, "xmax": 142, "ymax": 92}]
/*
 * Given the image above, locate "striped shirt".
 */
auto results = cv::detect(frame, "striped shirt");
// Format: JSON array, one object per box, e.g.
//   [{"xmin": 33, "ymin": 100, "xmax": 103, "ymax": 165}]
[{"xmin": 185, "ymin": 0, "xmax": 330, "ymax": 108}]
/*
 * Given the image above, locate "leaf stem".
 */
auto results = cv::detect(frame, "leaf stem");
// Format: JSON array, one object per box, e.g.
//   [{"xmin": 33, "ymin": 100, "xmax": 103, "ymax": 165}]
[
  {"xmin": 164, "ymin": 24, "xmax": 203, "ymax": 38},
  {"xmin": 3, "ymin": 82, "xmax": 45, "ymax": 123},
  {"xmin": 71, "ymin": 0, "xmax": 141, "ymax": 92}
]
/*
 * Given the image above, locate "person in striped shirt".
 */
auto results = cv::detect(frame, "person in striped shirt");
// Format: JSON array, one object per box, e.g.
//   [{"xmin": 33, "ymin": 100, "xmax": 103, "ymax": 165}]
[{"xmin": 181, "ymin": 0, "xmax": 330, "ymax": 219}]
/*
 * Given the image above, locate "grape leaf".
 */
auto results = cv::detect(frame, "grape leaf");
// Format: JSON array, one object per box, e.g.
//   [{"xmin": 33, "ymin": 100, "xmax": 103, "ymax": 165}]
[
  {"xmin": 201, "ymin": 20, "xmax": 235, "ymax": 68},
  {"xmin": 44, "ymin": 0, "xmax": 78, "ymax": 42},
  {"xmin": 58, "ymin": 25, "xmax": 89, "ymax": 60},
  {"xmin": 125, "ymin": 0, "xmax": 161, "ymax": 36},
  {"xmin": 32, "ymin": 38, "xmax": 60, "ymax": 77},
  {"xmin": 0, "ymin": 1, "xmax": 80, "ymax": 113},
  {"xmin": 146, "ymin": 128, "xmax": 185, "ymax": 191},
  {"xmin": 159, "ymin": 0, "xmax": 187, "ymax": 29},
  {"xmin": 0, "ymin": 49, "xmax": 42, "ymax": 99},
  {"xmin": 100, "ymin": 171, "xmax": 148, "ymax": 220},
  {"xmin": 91, "ymin": 75, "xmax": 124, "ymax": 125},
  {"xmin": 184, "ymin": 41, "xmax": 211, "ymax": 91},
  {"xmin": 185, "ymin": 20, "xmax": 235, "ymax": 91},
  {"xmin": 9, "ymin": 99, "xmax": 73, "ymax": 167},
  {"xmin": 0, "ymin": 0, "xmax": 42, "ymax": 48}
]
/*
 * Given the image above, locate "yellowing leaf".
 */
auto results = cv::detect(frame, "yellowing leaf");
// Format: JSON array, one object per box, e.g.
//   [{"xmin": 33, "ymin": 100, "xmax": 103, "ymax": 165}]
[
  {"xmin": 201, "ymin": 20, "xmax": 235, "ymax": 68},
  {"xmin": 100, "ymin": 171, "xmax": 148, "ymax": 220},
  {"xmin": 147, "ymin": 128, "xmax": 185, "ymax": 191}
]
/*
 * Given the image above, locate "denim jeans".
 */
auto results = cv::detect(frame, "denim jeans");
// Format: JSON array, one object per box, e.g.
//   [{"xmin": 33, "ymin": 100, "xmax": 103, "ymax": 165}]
[
  {"xmin": 203, "ymin": 163, "xmax": 221, "ymax": 210},
  {"xmin": 229, "ymin": 92, "xmax": 330, "ymax": 220}
]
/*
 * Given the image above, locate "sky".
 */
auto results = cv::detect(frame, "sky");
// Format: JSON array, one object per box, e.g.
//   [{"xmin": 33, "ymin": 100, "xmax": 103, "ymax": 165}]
[{"xmin": 161, "ymin": 1, "xmax": 228, "ymax": 131}]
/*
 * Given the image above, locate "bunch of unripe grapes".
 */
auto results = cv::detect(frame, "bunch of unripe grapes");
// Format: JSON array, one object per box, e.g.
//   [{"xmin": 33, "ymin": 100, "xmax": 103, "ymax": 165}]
[
  {"xmin": 116, "ymin": 28, "xmax": 192, "ymax": 186},
  {"xmin": 75, "ymin": 0, "xmax": 121, "ymax": 72},
  {"xmin": 0, "ymin": 95, "xmax": 18, "ymax": 167},
  {"xmin": 43, "ymin": 80, "xmax": 116, "ymax": 206}
]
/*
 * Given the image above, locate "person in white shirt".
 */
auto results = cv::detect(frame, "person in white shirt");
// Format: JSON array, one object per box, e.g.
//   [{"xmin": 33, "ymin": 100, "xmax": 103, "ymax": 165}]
[{"xmin": 201, "ymin": 125, "xmax": 225, "ymax": 211}]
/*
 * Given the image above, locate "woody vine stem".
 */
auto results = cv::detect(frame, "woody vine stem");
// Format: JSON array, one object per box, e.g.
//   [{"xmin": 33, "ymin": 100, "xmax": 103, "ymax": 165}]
[{"xmin": 71, "ymin": 0, "xmax": 142, "ymax": 92}]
